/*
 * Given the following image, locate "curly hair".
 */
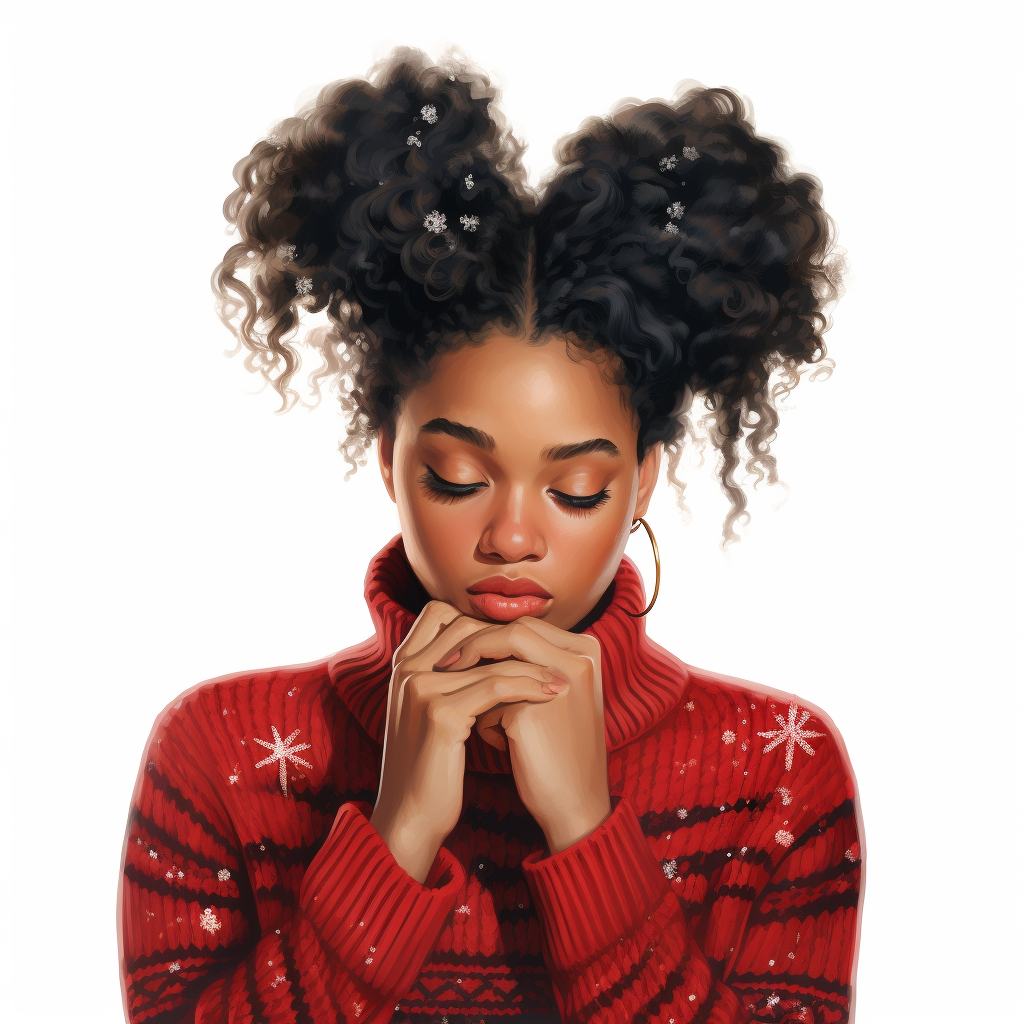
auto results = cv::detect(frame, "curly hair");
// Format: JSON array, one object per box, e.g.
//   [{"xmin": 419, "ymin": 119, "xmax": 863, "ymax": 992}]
[{"xmin": 213, "ymin": 46, "xmax": 844, "ymax": 544}]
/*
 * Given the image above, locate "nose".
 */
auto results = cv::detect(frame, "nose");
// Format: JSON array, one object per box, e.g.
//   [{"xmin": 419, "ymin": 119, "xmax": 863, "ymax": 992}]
[{"xmin": 477, "ymin": 483, "xmax": 547, "ymax": 564}]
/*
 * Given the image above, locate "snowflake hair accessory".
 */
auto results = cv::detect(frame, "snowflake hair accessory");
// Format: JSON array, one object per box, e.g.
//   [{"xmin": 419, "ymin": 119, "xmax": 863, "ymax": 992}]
[
  {"xmin": 662, "ymin": 222, "xmax": 680, "ymax": 235},
  {"xmin": 464, "ymin": 173, "xmax": 474, "ymax": 189},
  {"xmin": 406, "ymin": 134, "xmax": 421, "ymax": 148},
  {"xmin": 681, "ymin": 145, "xmax": 700, "ymax": 161},
  {"xmin": 423, "ymin": 210, "xmax": 447, "ymax": 233},
  {"xmin": 659, "ymin": 155, "xmax": 678, "ymax": 171},
  {"xmin": 459, "ymin": 214, "xmax": 480, "ymax": 232},
  {"xmin": 667, "ymin": 202, "xmax": 686, "ymax": 220},
  {"xmin": 276, "ymin": 243, "xmax": 296, "ymax": 264},
  {"xmin": 420, "ymin": 104, "xmax": 438, "ymax": 124},
  {"xmin": 295, "ymin": 276, "xmax": 313, "ymax": 296}
]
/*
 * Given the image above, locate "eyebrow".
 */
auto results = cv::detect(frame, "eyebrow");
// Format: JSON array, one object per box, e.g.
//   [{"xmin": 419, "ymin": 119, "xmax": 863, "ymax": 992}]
[{"xmin": 418, "ymin": 418, "xmax": 620, "ymax": 460}]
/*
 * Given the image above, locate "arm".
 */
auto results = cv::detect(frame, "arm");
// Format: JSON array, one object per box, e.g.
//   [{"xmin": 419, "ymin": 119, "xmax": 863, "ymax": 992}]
[
  {"xmin": 119, "ymin": 710, "xmax": 465, "ymax": 1024},
  {"xmin": 521, "ymin": 795, "xmax": 725, "ymax": 1024},
  {"xmin": 521, "ymin": 778, "xmax": 861, "ymax": 1023}
]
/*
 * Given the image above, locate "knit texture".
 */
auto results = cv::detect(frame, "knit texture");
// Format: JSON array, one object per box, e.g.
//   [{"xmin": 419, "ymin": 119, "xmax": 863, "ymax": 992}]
[{"xmin": 119, "ymin": 535, "xmax": 862, "ymax": 1023}]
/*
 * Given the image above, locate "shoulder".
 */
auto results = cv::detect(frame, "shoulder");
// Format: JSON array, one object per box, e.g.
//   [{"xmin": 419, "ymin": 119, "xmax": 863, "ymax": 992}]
[
  {"xmin": 138, "ymin": 654, "xmax": 336, "ymax": 786},
  {"xmin": 675, "ymin": 662, "xmax": 859, "ymax": 807}
]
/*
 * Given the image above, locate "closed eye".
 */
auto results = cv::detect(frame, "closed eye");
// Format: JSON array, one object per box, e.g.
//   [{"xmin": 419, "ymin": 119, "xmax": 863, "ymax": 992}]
[
  {"xmin": 419, "ymin": 467, "xmax": 610, "ymax": 516},
  {"xmin": 548, "ymin": 487, "xmax": 611, "ymax": 514},
  {"xmin": 420, "ymin": 465, "xmax": 487, "ymax": 502}
]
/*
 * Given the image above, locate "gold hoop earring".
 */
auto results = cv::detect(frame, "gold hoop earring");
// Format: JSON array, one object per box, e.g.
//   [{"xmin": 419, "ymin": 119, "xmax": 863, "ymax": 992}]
[{"xmin": 625, "ymin": 517, "xmax": 660, "ymax": 617}]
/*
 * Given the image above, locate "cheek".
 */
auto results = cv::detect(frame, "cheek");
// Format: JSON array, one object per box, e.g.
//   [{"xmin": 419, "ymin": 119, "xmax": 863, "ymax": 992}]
[
  {"xmin": 545, "ymin": 507, "xmax": 629, "ymax": 585},
  {"xmin": 397, "ymin": 478, "xmax": 485, "ymax": 580}
]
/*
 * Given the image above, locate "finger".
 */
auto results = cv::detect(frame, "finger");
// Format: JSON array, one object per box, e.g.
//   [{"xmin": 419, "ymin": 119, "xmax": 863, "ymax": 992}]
[
  {"xmin": 387, "ymin": 610, "xmax": 497, "ymax": 744},
  {"xmin": 508, "ymin": 616, "xmax": 603, "ymax": 658},
  {"xmin": 410, "ymin": 612, "xmax": 495, "ymax": 669},
  {"xmin": 388, "ymin": 602, "xmax": 462, "ymax": 730},
  {"xmin": 434, "ymin": 620, "xmax": 582, "ymax": 680},
  {"xmin": 395, "ymin": 600, "xmax": 465, "ymax": 662},
  {"xmin": 436, "ymin": 662, "xmax": 567, "ymax": 722}
]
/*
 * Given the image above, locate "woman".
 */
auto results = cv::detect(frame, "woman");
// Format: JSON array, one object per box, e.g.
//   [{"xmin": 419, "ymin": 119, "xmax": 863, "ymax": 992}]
[{"xmin": 118, "ymin": 48, "xmax": 862, "ymax": 1024}]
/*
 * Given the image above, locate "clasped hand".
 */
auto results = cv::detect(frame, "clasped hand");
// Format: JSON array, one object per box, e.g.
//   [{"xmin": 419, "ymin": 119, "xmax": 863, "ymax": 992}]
[{"xmin": 368, "ymin": 601, "xmax": 612, "ymax": 883}]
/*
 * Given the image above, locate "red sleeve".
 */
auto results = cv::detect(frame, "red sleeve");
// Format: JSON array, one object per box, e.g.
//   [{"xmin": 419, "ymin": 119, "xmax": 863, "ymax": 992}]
[
  {"xmin": 522, "ymin": 766, "xmax": 861, "ymax": 1023},
  {"xmin": 521, "ymin": 796, "xmax": 728, "ymax": 1023},
  {"xmin": 119, "ymin": 712, "xmax": 465, "ymax": 1024}
]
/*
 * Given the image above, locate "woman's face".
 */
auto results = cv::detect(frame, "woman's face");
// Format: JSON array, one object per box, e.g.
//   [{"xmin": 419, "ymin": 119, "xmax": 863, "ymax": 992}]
[{"xmin": 378, "ymin": 331, "xmax": 661, "ymax": 630}]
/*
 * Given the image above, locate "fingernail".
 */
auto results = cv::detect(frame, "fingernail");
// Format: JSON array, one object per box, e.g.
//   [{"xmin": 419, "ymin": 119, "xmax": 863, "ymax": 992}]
[{"xmin": 542, "ymin": 681, "xmax": 570, "ymax": 694}]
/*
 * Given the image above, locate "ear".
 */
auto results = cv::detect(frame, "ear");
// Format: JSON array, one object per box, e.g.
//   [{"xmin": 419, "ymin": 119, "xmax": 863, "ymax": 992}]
[
  {"xmin": 633, "ymin": 444, "xmax": 662, "ymax": 520},
  {"xmin": 377, "ymin": 425, "xmax": 397, "ymax": 503}
]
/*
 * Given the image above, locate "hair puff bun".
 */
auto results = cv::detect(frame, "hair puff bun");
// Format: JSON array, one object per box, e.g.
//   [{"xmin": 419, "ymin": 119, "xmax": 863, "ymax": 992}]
[{"xmin": 213, "ymin": 48, "xmax": 844, "ymax": 543}]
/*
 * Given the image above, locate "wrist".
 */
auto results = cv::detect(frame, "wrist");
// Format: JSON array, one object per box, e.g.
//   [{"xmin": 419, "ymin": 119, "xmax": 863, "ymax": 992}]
[
  {"xmin": 369, "ymin": 808, "xmax": 443, "ymax": 884},
  {"xmin": 540, "ymin": 796, "xmax": 613, "ymax": 855}
]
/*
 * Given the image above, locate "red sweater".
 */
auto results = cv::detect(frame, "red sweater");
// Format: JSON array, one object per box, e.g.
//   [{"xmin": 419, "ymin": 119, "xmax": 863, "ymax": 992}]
[{"xmin": 119, "ymin": 535, "xmax": 862, "ymax": 1024}]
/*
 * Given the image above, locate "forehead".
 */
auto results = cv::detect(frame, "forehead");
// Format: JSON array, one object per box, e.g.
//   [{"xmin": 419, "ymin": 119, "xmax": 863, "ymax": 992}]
[{"xmin": 398, "ymin": 333, "xmax": 636, "ymax": 445}]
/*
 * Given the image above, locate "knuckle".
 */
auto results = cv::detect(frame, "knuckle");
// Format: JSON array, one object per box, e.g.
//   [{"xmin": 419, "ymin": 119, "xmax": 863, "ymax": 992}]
[
  {"xmin": 509, "ymin": 622, "xmax": 531, "ymax": 645},
  {"xmin": 492, "ymin": 679, "xmax": 513, "ymax": 699},
  {"xmin": 405, "ymin": 673, "xmax": 428, "ymax": 701},
  {"xmin": 426, "ymin": 703, "xmax": 457, "ymax": 731}
]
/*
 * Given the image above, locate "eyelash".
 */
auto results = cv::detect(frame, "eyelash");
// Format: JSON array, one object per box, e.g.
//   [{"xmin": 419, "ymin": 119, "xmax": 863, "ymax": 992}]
[{"xmin": 420, "ymin": 466, "xmax": 611, "ymax": 516}]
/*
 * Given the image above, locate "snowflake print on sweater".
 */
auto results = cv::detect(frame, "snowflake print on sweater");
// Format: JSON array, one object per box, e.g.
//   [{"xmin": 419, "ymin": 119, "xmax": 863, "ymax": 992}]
[
  {"xmin": 252, "ymin": 725, "xmax": 312, "ymax": 797},
  {"xmin": 757, "ymin": 702, "xmax": 827, "ymax": 771}
]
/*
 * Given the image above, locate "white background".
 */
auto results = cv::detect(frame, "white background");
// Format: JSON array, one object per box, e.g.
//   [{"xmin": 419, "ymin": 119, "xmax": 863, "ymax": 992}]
[{"xmin": 1, "ymin": 2, "xmax": 1020, "ymax": 1020}]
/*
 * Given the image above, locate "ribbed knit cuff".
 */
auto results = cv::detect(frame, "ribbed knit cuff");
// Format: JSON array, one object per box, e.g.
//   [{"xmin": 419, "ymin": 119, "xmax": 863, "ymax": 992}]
[
  {"xmin": 299, "ymin": 802, "xmax": 465, "ymax": 995},
  {"xmin": 521, "ymin": 796, "xmax": 670, "ymax": 971}
]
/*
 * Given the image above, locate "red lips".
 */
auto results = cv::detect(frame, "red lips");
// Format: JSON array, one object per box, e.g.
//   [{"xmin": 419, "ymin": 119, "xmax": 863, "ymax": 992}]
[{"xmin": 467, "ymin": 576, "xmax": 553, "ymax": 598}]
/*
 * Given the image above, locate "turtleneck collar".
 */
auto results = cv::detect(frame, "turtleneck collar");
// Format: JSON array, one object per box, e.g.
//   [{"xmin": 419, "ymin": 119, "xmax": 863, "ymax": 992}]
[{"xmin": 328, "ymin": 534, "xmax": 689, "ymax": 774}]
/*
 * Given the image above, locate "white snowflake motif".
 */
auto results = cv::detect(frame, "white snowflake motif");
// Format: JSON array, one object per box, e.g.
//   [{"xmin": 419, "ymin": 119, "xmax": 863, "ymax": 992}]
[
  {"xmin": 845, "ymin": 842, "xmax": 860, "ymax": 862},
  {"xmin": 217, "ymin": 868, "xmax": 231, "ymax": 881},
  {"xmin": 165, "ymin": 870, "xmax": 174, "ymax": 881},
  {"xmin": 295, "ymin": 276, "xmax": 313, "ymax": 296},
  {"xmin": 659, "ymin": 155, "xmax": 678, "ymax": 171},
  {"xmin": 423, "ymin": 210, "xmax": 447, "ymax": 234},
  {"xmin": 662, "ymin": 222, "xmax": 680, "ymax": 234},
  {"xmin": 685, "ymin": 701, "xmax": 695, "ymax": 711},
  {"xmin": 420, "ymin": 104, "xmax": 438, "ymax": 124},
  {"xmin": 276, "ymin": 243, "xmax": 296, "ymax": 264},
  {"xmin": 667, "ymin": 202, "xmax": 686, "ymax": 219},
  {"xmin": 456, "ymin": 904, "xmax": 471, "ymax": 915},
  {"xmin": 662, "ymin": 858, "xmax": 678, "ymax": 880},
  {"xmin": 459, "ymin": 214, "xmax": 480, "ymax": 232},
  {"xmin": 758, "ymin": 704, "xmax": 826, "ymax": 771},
  {"xmin": 766, "ymin": 993, "xmax": 780, "ymax": 1007},
  {"xmin": 464, "ymin": 173, "xmax": 474, "ymax": 189},
  {"xmin": 776, "ymin": 785, "xmax": 793, "ymax": 805},
  {"xmin": 168, "ymin": 961, "xmax": 181, "ymax": 973},
  {"xmin": 198, "ymin": 907, "xmax": 222, "ymax": 934},
  {"xmin": 682, "ymin": 146, "xmax": 700, "ymax": 160},
  {"xmin": 149, "ymin": 849, "xmax": 158, "ymax": 859},
  {"xmin": 676, "ymin": 807, "xmax": 688, "ymax": 820},
  {"xmin": 722, "ymin": 730, "xmax": 736, "ymax": 744},
  {"xmin": 252, "ymin": 726, "xmax": 313, "ymax": 797},
  {"xmin": 228, "ymin": 774, "xmax": 239, "ymax": 785},
  {"xmin": 775, "ymin": 829, "xmax": 795, "ymax": 848},
  {"xmin": 406, "ymin": 134, "xmax": 421, "ymax": 147},
  {"xmin": 271, "ymin": 974, "xmax": 287, "ymax": 989}
]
